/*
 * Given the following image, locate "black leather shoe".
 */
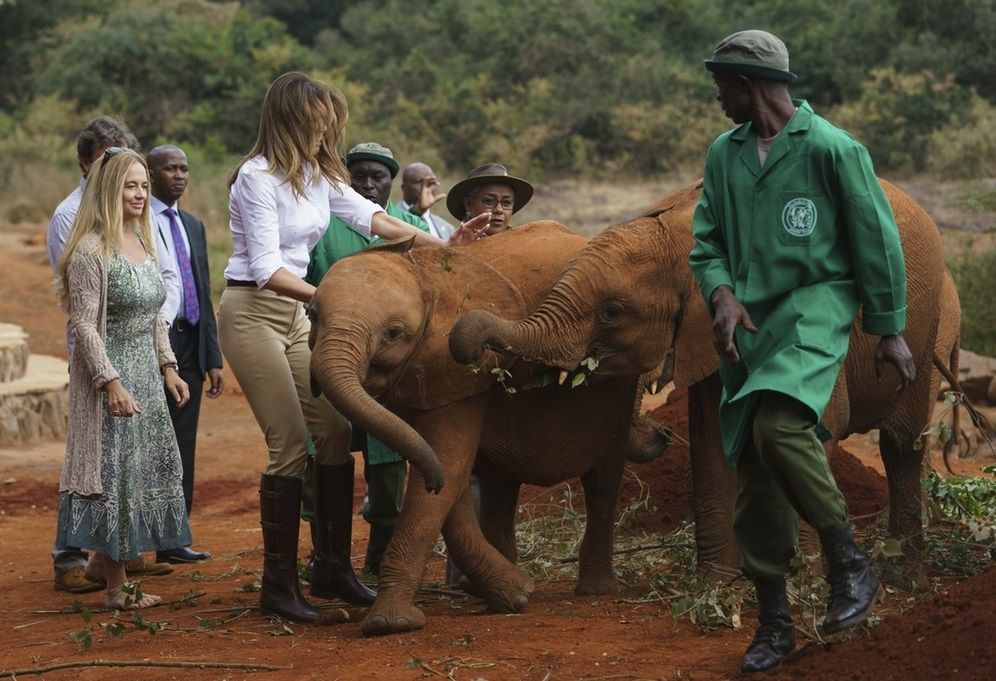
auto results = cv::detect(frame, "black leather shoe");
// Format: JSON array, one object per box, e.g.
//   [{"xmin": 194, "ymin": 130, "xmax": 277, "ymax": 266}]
[
  {"xmin": 819, "ymin": 525, "xmax": 883, "ymax": 634},
  {"xmin": 156, "ymin": 546, "xmax": 212, "ymax": 564},
  {"xmin": 741, "ymin": 578, "xmax": 795, "ymax": 673}
]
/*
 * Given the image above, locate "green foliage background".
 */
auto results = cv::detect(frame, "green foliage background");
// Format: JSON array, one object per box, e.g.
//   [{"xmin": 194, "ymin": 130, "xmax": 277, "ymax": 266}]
[
  {"xmin": 4, "ymin": 0, "xmax": 996, "ymax": 183},
  {"xmin": 0, "ymin": 0, "xmax": 994, "ymax": 350}
]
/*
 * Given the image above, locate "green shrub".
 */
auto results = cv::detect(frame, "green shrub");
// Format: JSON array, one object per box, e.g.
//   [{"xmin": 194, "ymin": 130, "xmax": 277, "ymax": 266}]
[
  {"xmin": 947, "ymin": 246, "xmax": 996, "ymax": 356},
  {"xmin": 928, "ymin": 94, "xmax": 996, "ymax": 179}
]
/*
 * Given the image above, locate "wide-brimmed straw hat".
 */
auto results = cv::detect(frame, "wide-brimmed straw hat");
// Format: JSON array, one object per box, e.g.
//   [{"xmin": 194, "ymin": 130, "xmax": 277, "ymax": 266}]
[
  {"xmin": 446, "ymin": 163, "xmax": 534, "ymax": 220},
  {"xmin": 704, "ymin": 29, "xmax": 798, "ymax": 83}
]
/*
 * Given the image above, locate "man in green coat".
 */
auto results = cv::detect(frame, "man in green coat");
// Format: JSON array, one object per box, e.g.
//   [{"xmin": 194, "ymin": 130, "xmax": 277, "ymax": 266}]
[
  {"xmin": 305, "ymin": 142, "xmax": 429, "ymax": 578},
  {"xmin": 688, "ymin": 30, "xmax": 916, "ymax": 673}
]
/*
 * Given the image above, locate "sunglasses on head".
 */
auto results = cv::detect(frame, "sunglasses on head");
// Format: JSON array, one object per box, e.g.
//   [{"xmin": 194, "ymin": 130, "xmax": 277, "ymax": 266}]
[{"xmin": 103, "ymin": 146, "xmax": 127, "ymax": 159}]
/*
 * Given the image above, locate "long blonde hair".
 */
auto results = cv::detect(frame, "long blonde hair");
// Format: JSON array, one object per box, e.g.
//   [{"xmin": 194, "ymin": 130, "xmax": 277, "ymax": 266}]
[
  {"xmin": 57, "ymin": 149, "xmax": 156, "ymax": 302},
  {"xmin": 229, "ymin": 72, "xmax": 350, "ymax": 198}
]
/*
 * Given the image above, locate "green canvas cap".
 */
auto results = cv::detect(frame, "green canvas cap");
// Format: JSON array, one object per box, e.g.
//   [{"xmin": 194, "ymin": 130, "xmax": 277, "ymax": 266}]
[
  {"xmin": 346, "ymin": 142, "xmax": 400, "ymax": 178},
  {"xmin": 704, "ymin": 29, "xmax": 798, "ymax": 83}
]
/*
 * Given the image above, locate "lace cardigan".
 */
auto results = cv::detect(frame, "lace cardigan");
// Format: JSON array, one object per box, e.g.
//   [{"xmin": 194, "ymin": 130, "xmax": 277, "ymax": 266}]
[{"xmin": 59, "ymin": 234, "xmax": 176, "ymax": 496}]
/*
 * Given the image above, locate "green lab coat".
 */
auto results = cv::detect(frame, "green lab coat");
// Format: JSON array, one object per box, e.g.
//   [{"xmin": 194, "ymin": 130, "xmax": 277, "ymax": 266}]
[
  {"xmin": 689, "ymin": 101, "xmax": 907, "ymax": 465},
  {"xmin": 306, "ymin": 201, "xmax": 429, "ymax": 465}
]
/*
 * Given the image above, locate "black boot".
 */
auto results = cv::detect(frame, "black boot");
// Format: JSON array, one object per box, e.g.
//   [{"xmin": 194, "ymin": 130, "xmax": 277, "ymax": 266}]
[
  {"xmin": 741, "ymin": 578, "xmax": 795, "ymax": 673},
  {"xmin": 310, "ymin": 459, "xmax": 377, "ymax": 605},
  {"xmin": 363, "ymin": 523, "xmax": 395, "ymax": 577},
  {"xmin": 258, "ymin": 475, "xmax": 327, "ymax": 624},
  {"xmin": 819, "ymin": 524, "xmax": 883, "ymax": 634},
  {"xmin": 304, "ymin": 523, "xmax": 317, "ymax": 583}
]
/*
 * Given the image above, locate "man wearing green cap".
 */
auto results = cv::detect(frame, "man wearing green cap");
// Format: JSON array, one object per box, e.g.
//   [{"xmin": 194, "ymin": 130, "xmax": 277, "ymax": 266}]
[
  {"xmin": 688, "ymin": 29, "xmax": 916, "ymax": 673},
  {"xmin": 304, "ymin": 142, "xmax": 430, "ymax": 578}
]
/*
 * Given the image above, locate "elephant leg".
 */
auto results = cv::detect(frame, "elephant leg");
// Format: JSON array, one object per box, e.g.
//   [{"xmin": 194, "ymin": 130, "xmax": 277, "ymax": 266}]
[
  {"xmin": 442, "ymin": 484, "xmax": 535, "ymax": 613},
  {"xmin": 575, "ymin": 451, "xmax": 626, "ymax": 595},
  {"xmin": 689, "ymin": 373, "xmax": 741, "ymax": 579},
  {"xmin": 477, "ymin": 478, "xmax": 521, "ymax": 563},
  {"xmin": 361, "ymin": 396, "xmax": 487, "ymax": 637},
  {"xmin": 878, "ymin": 424, "xmax": 927, "ymax": 581}
]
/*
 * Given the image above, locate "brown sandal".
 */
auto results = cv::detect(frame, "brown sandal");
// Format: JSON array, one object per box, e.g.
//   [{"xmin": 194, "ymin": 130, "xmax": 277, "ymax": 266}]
[{"xmin": 105, "ymin": 581, "xmax": 162, "ymax": 610}]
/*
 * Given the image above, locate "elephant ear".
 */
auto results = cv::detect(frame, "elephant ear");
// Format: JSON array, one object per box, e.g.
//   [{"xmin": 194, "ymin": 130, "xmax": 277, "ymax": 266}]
[
  {"xmin": 664, "ymin": 212, "xmax": 720, "ymax": 390},
  {"xmin": 672, "ymin": 275, "xmax": 720, "ymax": 389},
  {"xmin": 385, "ymin": 249, "xmax": 528, "ymax": 410},
  {"xmin": 365, "ymin": 234, "xmax": 418, "ymax": 254}
]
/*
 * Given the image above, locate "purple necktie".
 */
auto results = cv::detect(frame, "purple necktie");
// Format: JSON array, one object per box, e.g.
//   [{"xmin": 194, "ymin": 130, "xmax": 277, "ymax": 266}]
[{"xmin": 164, "ymin": 208, "xmax": 200, "ymax": 326}]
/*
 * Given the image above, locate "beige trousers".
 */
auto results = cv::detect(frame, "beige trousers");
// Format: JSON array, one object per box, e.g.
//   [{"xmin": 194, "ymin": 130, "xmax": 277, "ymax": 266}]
[{"xmin": 218, "ymin": 286, "xmax": 351, "ymax": 477}]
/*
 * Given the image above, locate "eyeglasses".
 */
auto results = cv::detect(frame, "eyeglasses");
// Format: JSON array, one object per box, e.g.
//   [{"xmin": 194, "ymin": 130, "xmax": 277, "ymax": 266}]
[
  {"xmin": 474, "ymin": 195, "xmax": 515, "ymax": 211},
  {"xmin": 104, "ymin": 146, "xmax": 127, "ymax": 158}
]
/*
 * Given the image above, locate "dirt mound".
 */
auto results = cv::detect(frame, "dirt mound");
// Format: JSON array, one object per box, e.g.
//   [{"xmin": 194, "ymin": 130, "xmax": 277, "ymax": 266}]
[
  {"xmin": 637, "ymin": 389, "xmax": 890, "ymax": 530},
  {"xmin": 830, "ymin": 443, "xmax": 889, "ymax": 517},
  {"xmin": 771, "ymin": 564, "xmax": 996, "ymax": 681}
]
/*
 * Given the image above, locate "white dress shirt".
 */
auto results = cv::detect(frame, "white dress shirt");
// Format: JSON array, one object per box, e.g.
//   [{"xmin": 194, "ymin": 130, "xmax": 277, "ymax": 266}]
[
  {"xmin": 398, "ymin": 199, "xmax": 456, "ymax": 240},
  {"xmin": 48, "ymin": 177, "xmax": 181, "ymax": 355},
  {"xmin": 225, "ymin": 156, "xmax": 383, "ymax": 287},
  {"xmin": 151, "ymin": 195, "xmax": 192, "ymax": 323}
]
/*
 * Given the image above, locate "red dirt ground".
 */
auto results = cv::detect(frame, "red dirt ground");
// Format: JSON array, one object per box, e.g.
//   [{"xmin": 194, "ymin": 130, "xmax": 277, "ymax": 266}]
[{"xmin": 0, "ymin": 228, "xmax": 993, "ymax": 680}]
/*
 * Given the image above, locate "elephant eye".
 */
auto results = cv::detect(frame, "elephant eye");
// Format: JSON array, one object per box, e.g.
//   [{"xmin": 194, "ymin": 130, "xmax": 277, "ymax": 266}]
[
  {"xmin": 599, "ymin": 300, "xmax": 625, "ymax": 323},
  {"xmin": 384, "ymin": 324, "xmax": 405, "ymax": 342}
]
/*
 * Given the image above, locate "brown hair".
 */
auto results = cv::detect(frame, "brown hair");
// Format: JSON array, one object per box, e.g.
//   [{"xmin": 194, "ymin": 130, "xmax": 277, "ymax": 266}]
[
  {"xmin": 229, "ymin": 72, "xmax": 350, "ymax": 198},
  {"xmin": 76, "ymin": 115, "xmax": 138, "ymax": 167}
]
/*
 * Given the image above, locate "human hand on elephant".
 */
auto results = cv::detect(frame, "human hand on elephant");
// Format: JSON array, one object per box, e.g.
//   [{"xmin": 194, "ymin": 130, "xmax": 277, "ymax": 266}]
[
  {"xmin": 874, "ymin": 333, "xmax": 916, "ymax": 392},
  {"xmin": 709, "ymin": 285, "xmax": 758, "ymax": 363},
  {"xmin": 447, "ymin": 212, "xmax": 492, "ymax": 245}
]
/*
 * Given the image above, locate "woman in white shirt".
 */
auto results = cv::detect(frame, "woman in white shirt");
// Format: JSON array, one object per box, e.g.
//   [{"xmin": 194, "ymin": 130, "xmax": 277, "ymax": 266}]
[{"xmin": 219, "ymin": 72, "xmax": 487, "ymax": 625}]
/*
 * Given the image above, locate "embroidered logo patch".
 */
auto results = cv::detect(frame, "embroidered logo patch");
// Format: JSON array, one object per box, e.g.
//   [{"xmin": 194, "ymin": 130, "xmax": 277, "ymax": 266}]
[{"xmin": 781, "ymin": 198, "xmax": 817, "ymax": 237}]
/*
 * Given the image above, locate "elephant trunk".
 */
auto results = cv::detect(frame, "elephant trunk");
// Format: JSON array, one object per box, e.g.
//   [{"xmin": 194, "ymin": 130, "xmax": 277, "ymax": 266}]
[
  {"xmin": 312, "ymin": 341, "xmax": 444, "ymax": 493},
  {"xmin": 449, "ymin": 293, "xmax": 590, "ymax": 371}
]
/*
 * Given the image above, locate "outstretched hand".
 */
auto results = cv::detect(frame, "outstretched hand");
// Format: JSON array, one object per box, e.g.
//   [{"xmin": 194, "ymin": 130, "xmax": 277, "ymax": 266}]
[
  {"xmin": 875, "ymin": 334, "xmax": 916, "ymax": 392},
  {"xmin": 447, "ymin": 212, "xmax": 492, "ymax": 245},
  {"xmin": 709, "ymin": 285, "xmax": 758, "ymax": 363}
]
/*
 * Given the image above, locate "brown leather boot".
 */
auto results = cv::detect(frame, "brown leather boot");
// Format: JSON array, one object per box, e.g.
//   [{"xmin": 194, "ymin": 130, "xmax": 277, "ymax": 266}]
[
  {"xmin": 310, "ymin": 459, "xmax": 377, "ymax": 605},
  {"xmin": 259, "ymin": 474, "xmax": 329, "ymax": 624}
]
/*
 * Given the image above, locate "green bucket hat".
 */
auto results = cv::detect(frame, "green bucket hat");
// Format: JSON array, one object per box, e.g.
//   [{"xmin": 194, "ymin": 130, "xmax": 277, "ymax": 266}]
[
  {"xmin": 345, "ymin": 142, "xmax": 400, "ymax": 178},
  {"xmin": 704, "ymin": 29, "xmax": 798, "ymax": 83}
]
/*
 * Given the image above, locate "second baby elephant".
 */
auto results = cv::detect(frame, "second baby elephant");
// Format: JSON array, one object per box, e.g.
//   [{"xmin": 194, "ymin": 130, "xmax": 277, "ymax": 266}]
[
  {"xmin": 308, "ymin": 221, "xmax": 645, "ymax": 636},
  {"xmin": 450, "ymin": 181, "xmax": 960, "ymax": 577}
]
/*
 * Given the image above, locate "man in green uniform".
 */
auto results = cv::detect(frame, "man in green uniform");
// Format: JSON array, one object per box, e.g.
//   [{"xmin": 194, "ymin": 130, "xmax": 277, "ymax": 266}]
[
  {"xmin": 688, "ymin": 30, "xmax": 916, "ymax": 673},
  {"xmin": 305, "ymin": 142, "xmax": 429, "ymax": 578}
]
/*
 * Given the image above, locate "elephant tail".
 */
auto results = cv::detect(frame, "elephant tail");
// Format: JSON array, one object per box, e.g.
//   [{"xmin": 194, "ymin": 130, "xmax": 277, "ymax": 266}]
[{"xmin": 933, "ymin": 342, "xmax": 994, "ymax": 472}]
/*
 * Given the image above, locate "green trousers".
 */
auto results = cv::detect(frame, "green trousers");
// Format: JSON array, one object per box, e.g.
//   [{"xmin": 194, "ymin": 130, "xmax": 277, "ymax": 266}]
[
  {"xmin": 734, "ymin": 391, "xmax": 849, "ymax": 582},
  {"xmin": 301, "ymin": 432, "xmax": 406, "ymax": 527}
]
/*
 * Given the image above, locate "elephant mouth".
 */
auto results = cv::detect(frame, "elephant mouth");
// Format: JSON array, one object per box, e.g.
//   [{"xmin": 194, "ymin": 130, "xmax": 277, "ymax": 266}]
[{"xmin": 467, "ymin": 347, "xmax": 608, "ymax": 392}]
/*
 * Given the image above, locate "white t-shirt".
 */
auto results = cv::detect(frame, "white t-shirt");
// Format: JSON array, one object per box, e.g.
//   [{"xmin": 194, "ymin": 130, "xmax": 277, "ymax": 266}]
[{"xmin": 224, "ymin": 156, "xmax": 383, "ymax": 287}]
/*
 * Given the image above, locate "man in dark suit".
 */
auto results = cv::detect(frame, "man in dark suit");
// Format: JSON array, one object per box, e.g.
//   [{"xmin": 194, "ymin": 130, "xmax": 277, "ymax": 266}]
[{"xmin": 148, "ymin": 144, "xmax": 224, "ymax": 563}]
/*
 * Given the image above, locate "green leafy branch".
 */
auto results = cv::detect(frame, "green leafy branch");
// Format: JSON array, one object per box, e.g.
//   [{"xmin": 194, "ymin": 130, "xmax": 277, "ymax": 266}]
[{"xmin": 465, "ymin": 357, "xmax": 517, "ymax": 395}]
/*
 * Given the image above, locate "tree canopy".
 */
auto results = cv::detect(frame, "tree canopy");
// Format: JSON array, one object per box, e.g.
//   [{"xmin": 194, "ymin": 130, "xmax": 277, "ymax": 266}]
[{"xmin": 1, "ymin": 0, "xmax": 994, "ymax": 178}]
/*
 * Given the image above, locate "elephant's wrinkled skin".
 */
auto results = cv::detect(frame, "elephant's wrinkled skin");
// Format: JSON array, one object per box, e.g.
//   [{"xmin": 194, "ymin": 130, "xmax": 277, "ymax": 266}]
[
  {"xmin": 450, "ymin": 181, "xmax": 960, "ymax": 575},
  {"xmin": 309, "ymin": 221, "xmax": 641, "ymax": 636}
]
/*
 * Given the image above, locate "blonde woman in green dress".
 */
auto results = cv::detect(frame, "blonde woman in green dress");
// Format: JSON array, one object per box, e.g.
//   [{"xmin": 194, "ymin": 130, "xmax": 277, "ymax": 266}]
[{"xmin": 56, "ymin": 148, "xmax": 192, "ymax": 610}]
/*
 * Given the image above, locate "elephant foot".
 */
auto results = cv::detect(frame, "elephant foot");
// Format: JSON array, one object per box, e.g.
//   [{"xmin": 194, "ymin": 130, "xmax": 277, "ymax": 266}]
[
  {"xmin": 575, "ymin": 573, "xmax": 620, "ymax": 596},
  {"xmin": 464, "ymin": 567, "xmax": 535, "ymax": 613},
  {"xmin": 360, "ymin": 599, "xmax": 426, "ymax": 637}
]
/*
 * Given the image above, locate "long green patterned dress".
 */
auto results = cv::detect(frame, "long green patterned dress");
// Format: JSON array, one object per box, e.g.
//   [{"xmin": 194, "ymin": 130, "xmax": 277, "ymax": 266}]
[{"xmin": 56, "ymin": 254, "xmax": 191, "ymax": 560}]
